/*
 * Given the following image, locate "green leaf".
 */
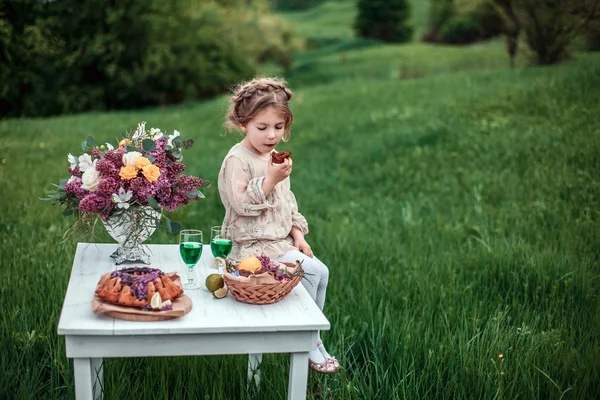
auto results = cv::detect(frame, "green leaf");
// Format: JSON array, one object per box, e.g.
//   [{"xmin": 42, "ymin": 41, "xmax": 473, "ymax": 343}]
[
  {"xmin": 146, "ymin": 155, "xmax": 156, "ymax": 162},
  {"xmin": 86, "ymin": 135, "xmax": 95, "ymax": 146},
  {"xmin": 172, "ymin": 136, "xmax": 183, "ymax": 149},
  {"xmin": 121, "ymin": 131, "xmax": 127, "ymax": 138},
  {"xmin": 171, "ymin": 149, "xmax": 181, "ymax": 159},
  {"xmin": 81, "ymin": 141, "xmax": 87, "ymax": 151},
  {"xmin": 126, "ymin": 146, "xmax": 138, "ymax": 153},
  {"xmin": 169, "ymin": 221, "xmax": 182, "ymax": 233},
  {"xmin": 142, "ymin": 139, "xmax": 156, "ymax": 152},
  {"xmin": 186, "ymin": 190, "xmax": 199, "ymax": 199},
  {"xmin": 182, "ymin": 138, "xmax": 195, "ymax": 150},
  {"xmin": 147, "ymin": 197, "xmax": 160, "ymax": 209},
  {"xmin": 186, "ymin": 190, "xmax": 205, "ymax": 199},
  {"xmin": 63, "ymin": 209, "xmax": 73, "ymax": 216}
]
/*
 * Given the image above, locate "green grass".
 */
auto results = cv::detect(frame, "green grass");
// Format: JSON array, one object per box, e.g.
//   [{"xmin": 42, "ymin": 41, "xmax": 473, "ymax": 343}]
[{"xmin": 2, "ymin": 1, "xmax": 600, "ymax": 398}]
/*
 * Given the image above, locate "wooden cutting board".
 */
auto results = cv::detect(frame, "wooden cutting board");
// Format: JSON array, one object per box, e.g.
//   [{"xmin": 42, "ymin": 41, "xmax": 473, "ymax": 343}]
[{"xmin": 92, "ymin": 294, "xmax": 192, "ymax": 321}]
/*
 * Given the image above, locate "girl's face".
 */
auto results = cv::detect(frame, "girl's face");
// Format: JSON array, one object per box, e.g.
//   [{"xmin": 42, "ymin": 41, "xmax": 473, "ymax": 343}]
[{"xmin": 241, "ymin": 107, "xmax": 286, "ymax": 156}]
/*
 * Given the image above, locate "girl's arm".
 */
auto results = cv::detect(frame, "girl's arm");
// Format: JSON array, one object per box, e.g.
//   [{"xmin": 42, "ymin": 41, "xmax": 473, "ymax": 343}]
[
  {"xmin": 288, "ymin": 189, "xmax": 312, "ymax": 257},
  {"xmin": 222, "ymin": 156, "xmax": 277, "ymax": 216},
  {"xmin": 290, "ymin": 226, "xmax": 313, "ymax": 258},
  {"xmin": 288, "ymin": 189, "xmax": 309, "ymax": 235}
]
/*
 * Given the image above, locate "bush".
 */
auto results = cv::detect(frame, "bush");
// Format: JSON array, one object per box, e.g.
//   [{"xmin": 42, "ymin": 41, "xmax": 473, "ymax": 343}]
[
  {"xmin": 426, "ymin": 0, "xmax": 456, "ymax": 35},
  {"xmin": 517, "ymin": 0, "xmax": 599, "ymax": 65},
  {"xmin": 0, "ymin": 0, "xmax": 300, "ymax": 118},
  {"xmin": 0, "ymin": 1, "xmax": 65, "ymax": 117},
  {"xmin": 584, "ymin": 19, "xmax": 600, "ymax": 51},
  {"xmin": 355, "ymin": 0, "xmax": 414, "ymax": 43},
  {"xmin": 440, "ymin": 13, "xmax": 484, "ymax": 44},
  {"xmin": 423, "ymin": 0, "xmax": 504, "ymax": 44}
]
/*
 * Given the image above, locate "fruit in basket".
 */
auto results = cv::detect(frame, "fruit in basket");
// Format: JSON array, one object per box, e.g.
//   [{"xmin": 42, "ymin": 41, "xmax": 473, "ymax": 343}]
[
  {"xmin": 205, "ymin": 274, "xmax": 225, "ymax": 293},
  {"xmin": 213, "ymin": 287, "xmax": 228, "ymax": 299},
  {"xmin": 238, "ymin": 256, "xmax": 262, "ymax": 273}
]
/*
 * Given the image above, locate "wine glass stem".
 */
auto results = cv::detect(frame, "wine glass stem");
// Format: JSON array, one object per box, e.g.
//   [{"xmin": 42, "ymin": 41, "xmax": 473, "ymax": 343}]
[{"xmin": 188, "ymin": 266, "xmax": 195, "ymax": 285}]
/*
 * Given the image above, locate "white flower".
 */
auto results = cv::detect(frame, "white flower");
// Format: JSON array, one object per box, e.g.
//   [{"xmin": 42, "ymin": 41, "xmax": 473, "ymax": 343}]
[
  {"xmin": 67, "ymin": 175, "xmax": 77, "ymax": 184},
  {"xmin": 167, "ymin": 130, "xmax": 180, "ymax": 148},
  {"xmin": 68, "ymin": 153, "xmax": 78, "ymax": 169},
  {"xmin": 132, "ymin": 121, "xmax": 147, "ymax": 140},
  {"xmin": 105, "ymin": 142, "xmax": 114, "ymax": 151},
  {"xmin": 78, "ymin": 153, "xmax": 95, "ymax": 172},
  {"xmin": 81, "ymin": 166, "xmax": 101, "ymax": 192},
  {"xmin": 150, "ymin": 128, "xmax": 163, "ymax": 140},
  {"xmin": 122, "ymin": 151, "xmax": 142, "ymax": 167},
  {"xmin": 111, "ymin": 188, "xmax": 133, "ymax": 209}
]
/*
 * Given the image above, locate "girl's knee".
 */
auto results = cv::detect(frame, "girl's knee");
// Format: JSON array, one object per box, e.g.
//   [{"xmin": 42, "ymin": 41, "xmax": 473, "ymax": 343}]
[{"xmin": 312, "ymin": 256, "xmax": 329, "ymax": 280}]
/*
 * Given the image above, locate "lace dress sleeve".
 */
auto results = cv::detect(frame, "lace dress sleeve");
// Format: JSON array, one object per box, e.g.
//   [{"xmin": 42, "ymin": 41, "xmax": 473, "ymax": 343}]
[
  {"xmin": 222, "ymin": 155, "xmax": 277, "ymax": 216},
  {"xmin": 288, "ymin": 189, "xmax": 309, "ymax": 235}
]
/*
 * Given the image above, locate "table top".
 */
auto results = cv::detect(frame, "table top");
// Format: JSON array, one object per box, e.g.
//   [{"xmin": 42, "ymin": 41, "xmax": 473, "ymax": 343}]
[{"xmin": 57, "ymin": 243, "xmax": 330, "ymax": 336}]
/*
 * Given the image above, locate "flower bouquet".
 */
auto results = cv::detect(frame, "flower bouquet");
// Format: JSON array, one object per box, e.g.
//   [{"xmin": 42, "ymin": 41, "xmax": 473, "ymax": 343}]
[
  {"xmin": 215, "ymin": 255, "xmax": 304, "ymax": 304},
  {"xmin": 44, "ymin": 122, "xmax": 209, "ymax": 264}
]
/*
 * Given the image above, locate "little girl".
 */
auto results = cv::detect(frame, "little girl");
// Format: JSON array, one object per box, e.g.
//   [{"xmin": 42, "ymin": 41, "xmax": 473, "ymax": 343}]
[{"xmin": 217, "ymin": 77, "xmax": 340, "ymax": 374}]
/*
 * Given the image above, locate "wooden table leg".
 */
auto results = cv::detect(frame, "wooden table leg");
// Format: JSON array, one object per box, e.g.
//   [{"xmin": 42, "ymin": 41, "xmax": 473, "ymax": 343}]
[
  {"xmin": 288, "ymin": 352, "xmax": 308, "ymax": 400},
  {"xmin": 74, "ymin": 358, "xmax": 93, "ymax": 399},
  {"xmin": 247, "ymin": 353, "xmax": 263, "ymax": 387},
  {"xmin": 91, "ymin": 358, "xmax": 104, "ymax": 400}
]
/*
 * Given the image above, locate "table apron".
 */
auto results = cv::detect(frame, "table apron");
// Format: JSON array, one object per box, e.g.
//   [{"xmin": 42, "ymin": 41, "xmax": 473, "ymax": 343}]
[{"xmin": 65, "ymin": 331, "xmax": 317, "ymax": 358}]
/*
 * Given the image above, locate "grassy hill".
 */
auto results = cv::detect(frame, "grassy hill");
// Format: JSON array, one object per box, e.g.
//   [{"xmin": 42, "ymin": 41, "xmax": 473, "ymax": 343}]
[{"xmin": 1, "ymin": 1, "xmax": 599, "ymax": 399}]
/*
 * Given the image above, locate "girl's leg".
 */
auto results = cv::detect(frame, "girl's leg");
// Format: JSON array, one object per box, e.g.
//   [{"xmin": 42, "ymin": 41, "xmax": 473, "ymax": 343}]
[
  {"xmin": 277, "ymin": 250, "xmax": 338, "ymax": 371},
  {"xmin": 276, "ymin": 250, "xmax": 329, "ymax": 310}
]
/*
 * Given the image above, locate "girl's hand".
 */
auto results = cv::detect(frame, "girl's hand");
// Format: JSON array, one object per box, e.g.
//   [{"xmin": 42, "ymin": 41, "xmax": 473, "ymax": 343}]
[
  {"xmin": 267, "ymin": 157, "xmax": 292, "ymax": 185},
  {"xmin": 295, "ymin": 238, "xmax": 313, "ymax": 258},
  {"xmin": 262, "ymin": 158, "xmax": 292, "ymax": 196}
]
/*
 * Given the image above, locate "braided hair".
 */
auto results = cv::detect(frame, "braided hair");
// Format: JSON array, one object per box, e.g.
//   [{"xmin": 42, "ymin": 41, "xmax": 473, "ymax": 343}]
[{"xmin": 226, "ymin": 77, "xmax": 294, "ymax": 141}]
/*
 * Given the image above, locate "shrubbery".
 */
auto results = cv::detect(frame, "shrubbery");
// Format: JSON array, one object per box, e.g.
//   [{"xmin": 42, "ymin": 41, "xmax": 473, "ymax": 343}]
[
  {"xmin": 0, "ymin": 0, "xmax": 301, "ymax": 118},
  {"xmin": 585, "ymin": 20, "xmax": 600, "ymax": 50},
  {"xmin": 423, "ymin": 0, "xmax": 504, "ymax": 44},
  {"xmin": 355, "ymin": 0, "xmax": 413, "ymax": 43},
  {"xmin": 517, "ymin": 0, "xmax": 600, "ymax": 64}
]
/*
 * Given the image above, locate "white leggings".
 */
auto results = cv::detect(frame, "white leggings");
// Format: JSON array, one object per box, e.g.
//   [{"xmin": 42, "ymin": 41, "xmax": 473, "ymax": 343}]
[{"xmin": 276, "ymin": 250, "xmax": 329, "ymax": 311}]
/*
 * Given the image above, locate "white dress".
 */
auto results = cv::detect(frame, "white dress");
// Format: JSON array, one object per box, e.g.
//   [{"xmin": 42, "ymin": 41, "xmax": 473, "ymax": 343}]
[{"xmin": 217, "ymin": 143, "xmax": 309, "ymax": 264}]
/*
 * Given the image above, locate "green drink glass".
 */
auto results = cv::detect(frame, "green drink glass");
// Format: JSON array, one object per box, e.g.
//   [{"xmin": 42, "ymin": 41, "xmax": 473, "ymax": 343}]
[
  {"xmin": 211, "ymin": 226, "xmax": 233, "ymax": 273},
  {"xmin": 179, "ymin": 229, "xmax": 203, "ymax": 290}
]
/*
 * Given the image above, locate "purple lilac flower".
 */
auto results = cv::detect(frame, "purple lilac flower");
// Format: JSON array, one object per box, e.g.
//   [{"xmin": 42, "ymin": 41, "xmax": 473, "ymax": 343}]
[
  {"xmin": 96, "ymin": 159, "xmax": 120, "ymax": 180},
  {"xmin": 64, "ymin": 178, "xmax": 87, "ymax": 198},
  {"xmin": 129, "ymin": 177, "xmax": 159, "ymax": 204},
  {"xmin": 164, "ymin": 163, "xmax": 185, "ymax": 180},
  {"xmin": 92, "ymin": 148, "xmax": 103, "ymax": 158},
  {"xmin": 149, "ymin": 136, "xmax": 168, "ymax": 165},
  {"xmin": 96, "ymin": 177, "xmax": 121, "ymax": 198},
  {"xmin": 68, "ymin": 166, "xmax": 82, "ymax": 177},
  {"xmin": 103, "ymin": 149, "xmax": 126, "ymax": 168},
  {"xmin": 79, "ymin": 193, "xmax": 111, "ymax": 213}
]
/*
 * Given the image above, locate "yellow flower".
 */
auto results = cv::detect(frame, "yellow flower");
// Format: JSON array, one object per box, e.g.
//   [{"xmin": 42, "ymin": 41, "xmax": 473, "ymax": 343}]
[
  {"xmin": 119, "ymin": 165, "xmax": 138, "ymax": 180},
  {"xmin": 134, "ymin": 156, "xmax": 151, "ymax": 169},
  {"xmin": 119, "ymin": 139, "xmax": 132, "ymax": 148},
  {"xmin": 142, "ymin": 164, "xmax": 160, "ymax": 182}
]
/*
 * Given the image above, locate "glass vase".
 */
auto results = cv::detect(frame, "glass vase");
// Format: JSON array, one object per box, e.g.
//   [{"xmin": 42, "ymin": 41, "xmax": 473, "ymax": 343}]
[{"xmin": 102, "ymin": 206, "xmax": 162, "ymax": 265}]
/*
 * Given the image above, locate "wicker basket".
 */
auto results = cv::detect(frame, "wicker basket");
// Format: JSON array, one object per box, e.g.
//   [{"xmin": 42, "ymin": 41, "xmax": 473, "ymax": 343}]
[{"xmin": 221, "ymin": 260, "xmax": 304, "ymax": 305}]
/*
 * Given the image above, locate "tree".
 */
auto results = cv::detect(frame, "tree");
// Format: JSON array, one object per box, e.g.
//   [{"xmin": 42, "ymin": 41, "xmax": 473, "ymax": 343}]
[
  {"xmin": 516, "ymin": 0, "xmax": 600, "ymax": 65},
  {"xmin": 355, "ymin": 0, "xmax": 414, "ymax": 43},
  {"xmin": 490, "ymin": 0, "xmax": 520, "ymax": 68}
]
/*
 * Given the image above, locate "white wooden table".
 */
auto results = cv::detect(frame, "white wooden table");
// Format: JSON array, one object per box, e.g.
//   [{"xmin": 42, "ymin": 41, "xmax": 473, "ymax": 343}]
[{"xmin": 57, "ymin": 243, "xmax": 330, "ymax": 400}]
